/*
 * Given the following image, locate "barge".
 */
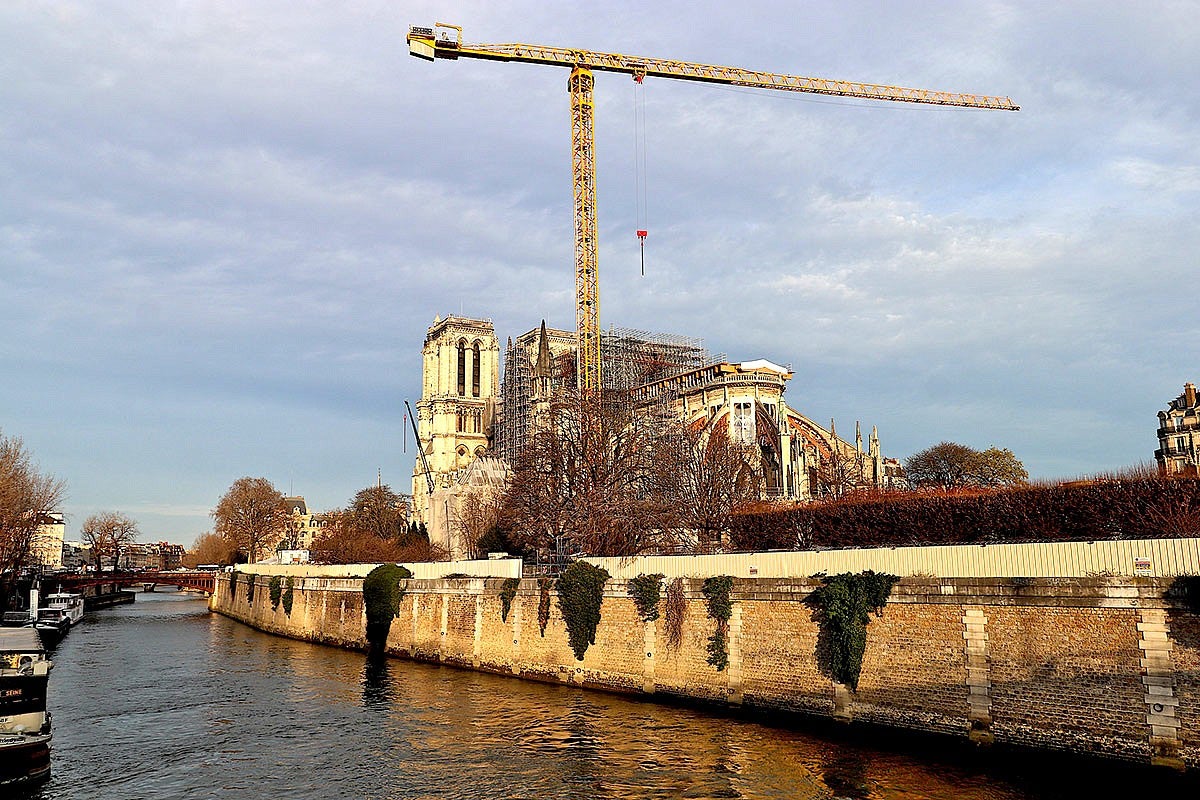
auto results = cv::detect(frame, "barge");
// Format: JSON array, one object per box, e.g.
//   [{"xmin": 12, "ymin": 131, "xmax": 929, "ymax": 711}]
[{"xmin": 0, "ymin": 628, "xmax": 53, "ymax": 787}]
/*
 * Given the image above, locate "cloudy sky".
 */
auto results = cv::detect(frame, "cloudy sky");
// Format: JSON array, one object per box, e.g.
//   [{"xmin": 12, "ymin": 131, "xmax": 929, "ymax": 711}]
[{"xmin": 3, "ymin": 1, "xmax": 1197, "ymax": 545}]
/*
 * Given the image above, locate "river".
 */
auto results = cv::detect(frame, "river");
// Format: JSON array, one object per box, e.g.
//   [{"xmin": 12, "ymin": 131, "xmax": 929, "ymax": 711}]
[{"xmin": 12, "ymin": 590, "xmax": 1196, "ymax": 799}]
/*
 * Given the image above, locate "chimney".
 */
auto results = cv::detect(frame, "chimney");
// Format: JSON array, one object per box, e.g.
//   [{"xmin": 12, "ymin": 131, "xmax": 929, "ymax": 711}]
[{"xmin": 1187, "ymin": 382, "xmax": 1197, "ymax": 408}]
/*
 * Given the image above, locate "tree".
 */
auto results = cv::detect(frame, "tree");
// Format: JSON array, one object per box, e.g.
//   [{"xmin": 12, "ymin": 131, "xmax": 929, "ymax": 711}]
[
  {"xmin": 212, "ymin": 477, "xmax": 289, "ymax": 563},
  {"xmin": 653, "ymin": 418, "xmax": 761, "ymax": 550},
  {"xmin": 904, "ymin": 442, "xmax": 1028, "ymax": 489},
  {"xmin": 309, "ymin": 483, "xmax": 436, "ymax": 565},
  {"xmin": 184, "ymin": 531, "xmax": 236, "ymax": 567},
  {"xmin": 455, "ymin": 488, "xmax": 508, "ymax": 559},
  {"xmin": 81, "ymin": 511, "xmax": 139, "ymax": 571},
  {"xmin": 0, "ymin": 431, "xmax": 66, "ymax": 576},
  {"xmin": 810, "ymin": 446, "xmax": 875, "ymax": 500},
  {"xmin": 969, "ymin": 447, "xmax": 1029, "ymax": 487},
  {"xmin": 310, "ymin": 510, "xmax": 443, "ymax": 565},
  {"xmin": 346, "ymin": 484, "xmax": 412, "ymax": 543},
  {"xmin": 502, "ymin": 391, "xmax": 685, "ymax": 558}
]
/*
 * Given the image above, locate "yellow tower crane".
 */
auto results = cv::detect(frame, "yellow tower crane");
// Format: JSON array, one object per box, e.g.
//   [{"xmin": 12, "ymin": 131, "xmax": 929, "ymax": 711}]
[{"xmin": 407, "ymin": 23, "xmax": 1018, "ymax": 399}]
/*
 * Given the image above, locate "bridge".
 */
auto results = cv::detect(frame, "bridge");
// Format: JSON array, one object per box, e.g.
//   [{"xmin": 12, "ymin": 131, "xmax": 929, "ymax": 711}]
[{"xmin": 47, "ymin": 570, "xmax": 216, "ymax": 595}]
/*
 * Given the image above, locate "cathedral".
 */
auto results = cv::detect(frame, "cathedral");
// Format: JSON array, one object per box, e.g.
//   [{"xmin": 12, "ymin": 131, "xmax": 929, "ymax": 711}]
[{"xmin": 411, "ymin": 314, "xmax": 902, "ymax": 556}]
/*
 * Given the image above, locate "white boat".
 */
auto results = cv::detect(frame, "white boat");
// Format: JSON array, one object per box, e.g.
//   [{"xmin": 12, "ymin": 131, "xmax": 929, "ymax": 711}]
[
  {"xmin": 41, "ymin": 593, "xmax": 84, "ymax": 627},
  {"xmin": 0, "ymin": 628, "xmax": 53, "ymax": 787}
]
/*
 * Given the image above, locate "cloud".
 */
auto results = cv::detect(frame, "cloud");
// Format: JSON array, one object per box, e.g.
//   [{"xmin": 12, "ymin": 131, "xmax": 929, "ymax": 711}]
[{"xmin": 2, "ymin": 1, "xmax": 1197, "ymax": 541}]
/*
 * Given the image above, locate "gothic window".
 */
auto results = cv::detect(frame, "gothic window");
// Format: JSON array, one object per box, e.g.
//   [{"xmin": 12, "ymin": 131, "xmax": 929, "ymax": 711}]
[
  {"xmin": 456, "ymin": 339, "xmax": 467, "ymax": 396},
  {"xmin": 472, "ymin": 341, "xmax": 481, "ymax": 397},
  {"xmin": 732, "ymin": 402, "xmax": 754, "ymax": 445}
]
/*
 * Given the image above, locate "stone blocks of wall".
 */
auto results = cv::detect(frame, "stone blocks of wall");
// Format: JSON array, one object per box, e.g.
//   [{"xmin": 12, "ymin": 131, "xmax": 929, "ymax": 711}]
[{"xmin": 210, "ymin": 573, "xmax": 1199, "ymax": 771}]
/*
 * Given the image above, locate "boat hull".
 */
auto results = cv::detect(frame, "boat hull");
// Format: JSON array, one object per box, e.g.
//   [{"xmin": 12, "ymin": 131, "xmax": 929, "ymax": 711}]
[{"xmin": 0, "ymin": 733, "xmax": 51, "ymax": 787}]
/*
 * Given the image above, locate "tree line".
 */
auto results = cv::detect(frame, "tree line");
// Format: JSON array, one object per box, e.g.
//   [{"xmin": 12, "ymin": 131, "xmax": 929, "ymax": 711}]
[{"xmin": 197, "ymin": 477, "xmax": 434, "ymax": 565}]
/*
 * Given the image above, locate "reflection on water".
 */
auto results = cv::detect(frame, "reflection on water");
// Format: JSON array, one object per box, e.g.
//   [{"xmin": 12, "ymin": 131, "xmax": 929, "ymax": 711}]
[{"xmin": 14, "ymin": 591, "xmax": 1198, "ymax": 799}]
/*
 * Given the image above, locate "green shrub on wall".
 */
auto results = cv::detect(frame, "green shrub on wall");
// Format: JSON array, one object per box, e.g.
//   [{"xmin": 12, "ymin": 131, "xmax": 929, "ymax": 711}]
[
  {"xmin": 269, "ymin": 575, "xmax": 283, "ymax": 610},
  {"xmin": 246, "ymin": 576, "xmax": 256, "ymax": 603},
  {"xmin": 702, "ymin": 576, "xmax": 734, "ymax": 671},
  {"xmin": 282, "ymin": 576, "xmax": 296, "ymax": 616},
  {"xmin": 499, "ymin": 578, "xmax": 521, "ymax": 623},
  {"xmin": 363, "ymin": 564, "xmax": 413, "ymax": 649},
  {"xmin": 228, "ymin": 571, "xmax": 238, "ymax": 600},
  {"xmin": 537, "ymin": 578, "xmax": 552, "ymax": 637},
  {"xmin": 807, "ymin": 571, "xmax": 899, "ymax": 690},
  {"xmin": 627, "ymin": 573, "xmax": 665, "ymax": 622},
  {"xmin": 556, "ymin": 562, "xmax": 610, "ymax": 661}
]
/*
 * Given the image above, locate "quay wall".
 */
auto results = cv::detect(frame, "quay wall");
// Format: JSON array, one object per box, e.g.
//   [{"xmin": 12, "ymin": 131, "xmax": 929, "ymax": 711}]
[{"xmin": 210, "ymin": 571, "xmax": 1200, "ymax": 770}]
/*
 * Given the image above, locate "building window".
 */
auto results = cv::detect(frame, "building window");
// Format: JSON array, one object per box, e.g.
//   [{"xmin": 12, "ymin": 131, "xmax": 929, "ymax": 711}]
[
  {"xmin": 472, "ymin": 341, "xmax": 482, "ymax": 397},
  {"xmin": 456, "ymin": 340, "xmax": 467, "ymax": 396},
  {"xmin": 732, "ymin": 402, "xmax": 754, "ymax": 445}
]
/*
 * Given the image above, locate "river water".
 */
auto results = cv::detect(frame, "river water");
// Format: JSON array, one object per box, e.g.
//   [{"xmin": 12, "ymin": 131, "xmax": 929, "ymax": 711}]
[{"xmin": 12, "ymin": 591, "xmax": 1196, "ymax": 799}]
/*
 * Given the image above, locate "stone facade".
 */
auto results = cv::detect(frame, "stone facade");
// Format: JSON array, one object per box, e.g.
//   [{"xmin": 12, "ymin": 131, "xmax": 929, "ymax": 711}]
[
  {"xmin": 213, "ymin": 572, "xmax": 1200, "ymax": 770},
  {"xmin": 281, "ymin": 495, "xmax": 334, "ymax": 551},
  {"xmin": 411, "ymin": 315, "xmax": 501, "ymax": 535},
  {"xmin": 1157, "ymin": 382, "xmax": 1200, "ymax": 475},
  {"xmin": 29, "ymin": 512, "xmax": 65, "ymax": 570}
]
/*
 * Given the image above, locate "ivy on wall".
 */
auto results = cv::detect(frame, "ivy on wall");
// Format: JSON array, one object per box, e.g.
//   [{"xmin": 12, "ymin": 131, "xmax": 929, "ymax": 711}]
[
  {"xmin": 702, "ymin": 576, "xmax": 734, "ymax": 671},
  {"xmin": 282, "ymin": 576, "xmax": 296, "ymax": 616},
  {"xmin": 663, "ymin": 577, "xmax": 687, "ymax": 651},
  {"xmin": 363, "ymin": 564, "xmax": 414, "ymax": 649},
  {"xmin": 807, "ymin": 571, "xmax": 899, "ymax": 690},
  {"xmin": 627, "ymin": 573, "xmax": 665, "ymax": 622},
  {"xmin": 556, "ymin": 562, "xmax": 610, "ymax": 661},
  {"xmin": 228, "ymin": 571, "xmax": 238, "ymax": 600},
  {"xmin": 246, "ymin": 576, "xmax": 255, "ymax": 603},
  {"xmin": 499, "ymin": 578, "xmax": 521, "ymax": 623},
  {"xmin": 537, "ymin": 578, "xmax": 552, "ymax": 637},
  {"xmin": 269, "ymin": 576, "xmax": 283, "ymax": 610}
]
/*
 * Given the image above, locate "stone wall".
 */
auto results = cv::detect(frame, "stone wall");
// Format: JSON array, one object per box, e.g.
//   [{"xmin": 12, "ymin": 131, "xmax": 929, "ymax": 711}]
[{"xmin": 210, "ymin": 572, "xmax": 1198, "ymax": 770}]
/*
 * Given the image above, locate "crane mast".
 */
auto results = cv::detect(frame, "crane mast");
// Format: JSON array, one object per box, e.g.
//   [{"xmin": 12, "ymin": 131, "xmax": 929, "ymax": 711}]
[{"xmin": 408, "ymin": 23, "xmax": 1017, "ymax": 398}]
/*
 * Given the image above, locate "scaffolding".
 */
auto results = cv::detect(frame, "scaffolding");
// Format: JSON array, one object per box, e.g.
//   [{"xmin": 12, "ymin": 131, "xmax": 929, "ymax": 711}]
[
  {"xmin": 499, "ymin": 324, "xmax": 722, "ymax": 463},
  {"xmin": 601, "ymin": 326, "xmax": 715, "ymax": 394},
  {"xmin": 498, "ymin": 337, "xmax": 533, "ymax": 466}
]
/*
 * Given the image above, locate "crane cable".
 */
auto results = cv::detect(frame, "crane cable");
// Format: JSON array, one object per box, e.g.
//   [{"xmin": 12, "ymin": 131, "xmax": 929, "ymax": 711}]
[{"xmin": 633, "ymin": 73, "xmax": 648, "ymax": 275}]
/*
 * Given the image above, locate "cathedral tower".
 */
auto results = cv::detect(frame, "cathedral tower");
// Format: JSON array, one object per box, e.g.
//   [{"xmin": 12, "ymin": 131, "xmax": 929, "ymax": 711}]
[{"xmin": 411, "ymin": 315, "xmax": 500, "ymax": 526}]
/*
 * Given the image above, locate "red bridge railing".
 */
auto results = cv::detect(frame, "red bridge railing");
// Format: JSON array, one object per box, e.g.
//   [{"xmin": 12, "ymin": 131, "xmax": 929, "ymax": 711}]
[{"xmin": 49, "ymin": 570, "xmax": 216, "ymax": 595}]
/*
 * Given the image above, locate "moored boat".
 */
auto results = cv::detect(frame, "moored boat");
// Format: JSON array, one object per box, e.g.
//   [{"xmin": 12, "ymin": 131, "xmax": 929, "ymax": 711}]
[
  {"xmin": 0, "ymin": 628, "xmax": 53, "ymax": 787},
  {"xmin": 42, "ymin": 592, "xmax": 84, "ymax": 627},
  {"xmin": 33, "ymin": 609, "xmax": 70, "ymax": 642}
]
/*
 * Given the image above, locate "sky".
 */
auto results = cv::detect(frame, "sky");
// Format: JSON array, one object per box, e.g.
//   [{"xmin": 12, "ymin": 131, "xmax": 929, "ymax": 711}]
[{"xmin": 2, "ymin": 1, "xmax": 1198, "ymax": 546}]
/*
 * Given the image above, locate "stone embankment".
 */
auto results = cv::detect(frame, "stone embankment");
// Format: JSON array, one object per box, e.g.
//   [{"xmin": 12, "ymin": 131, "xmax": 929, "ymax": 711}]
[{"xmin": 211, "ymin": 572, "xmax": 1198, "ymax": 770}]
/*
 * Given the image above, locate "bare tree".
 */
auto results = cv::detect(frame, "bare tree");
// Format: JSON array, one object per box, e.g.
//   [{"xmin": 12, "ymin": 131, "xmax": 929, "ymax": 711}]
[
  {"xmin": 654, "ymin": 418, "xmax": 762, "ymax": 550},
  {"xmin": 0, "ymin": 431, "xmax": 67, "ymax": 576},
  {"xmin": 454, "ymin": 487, "xmax": 506, "ymax": 558},
  {"xmin": 503, "ymin": 391, "xmax": 681, "ymax": 558},
  {"xmin": 212, "ymin": 477, "xmax": 289, "ymax": 563},
  {"xmin": 346, "ymin": 484, "xmax": 412, "ymax": 543},
  {"xmin": 810, "ymin": 446, "xmax": 874, "ymax": 500},
  {"xmin": 81, "ymin": 511, "xmax": 139, "ymax": 571}
]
